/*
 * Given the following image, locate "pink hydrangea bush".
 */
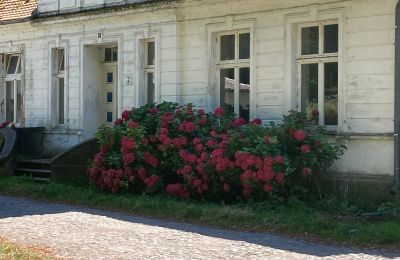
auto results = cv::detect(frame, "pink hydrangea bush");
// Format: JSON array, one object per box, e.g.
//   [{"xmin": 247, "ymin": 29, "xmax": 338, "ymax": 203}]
[{"xmin": 88, "ymin": 102, "xmax": 345, "ymax": 202}]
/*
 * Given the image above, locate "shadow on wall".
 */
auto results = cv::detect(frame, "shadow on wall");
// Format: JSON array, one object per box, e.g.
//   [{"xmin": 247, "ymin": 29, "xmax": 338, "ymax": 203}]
[{"xmin": 0, "ymin": 128, "xmax": 17, "ymax": 176}]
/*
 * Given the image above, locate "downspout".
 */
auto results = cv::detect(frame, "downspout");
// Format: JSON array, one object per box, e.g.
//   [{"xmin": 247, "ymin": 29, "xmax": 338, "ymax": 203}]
[{"xmin": 394, "ymin": 2, "xmax": 400, "ymax": 193}]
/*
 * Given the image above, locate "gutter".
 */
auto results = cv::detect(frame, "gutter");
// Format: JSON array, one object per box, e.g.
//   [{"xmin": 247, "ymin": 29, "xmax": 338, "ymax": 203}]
[
  {"xmin": 394, "ymin": 2, "xmax": 400, "ymax": 193},
  {"xmin": 32, "ymin": 0, "xmax": 175, "ymax": 20}
]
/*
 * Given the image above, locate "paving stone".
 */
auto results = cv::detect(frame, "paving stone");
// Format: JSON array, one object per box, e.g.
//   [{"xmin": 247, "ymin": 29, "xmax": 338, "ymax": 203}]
[{"xmin": 0, "ymin": 196, "xmax": 399, "ymax": 260}]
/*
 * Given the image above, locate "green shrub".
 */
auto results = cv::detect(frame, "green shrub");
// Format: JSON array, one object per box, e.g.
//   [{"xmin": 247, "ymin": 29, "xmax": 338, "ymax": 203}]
[{"xmin": 88, "ymin": 102, "xmax": 346, "ymax": 202}]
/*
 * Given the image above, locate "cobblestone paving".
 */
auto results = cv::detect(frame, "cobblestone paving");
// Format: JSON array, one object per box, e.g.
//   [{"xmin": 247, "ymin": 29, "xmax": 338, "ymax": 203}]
[{"xmin": 0, "ymin": 196, "xmax": 399, "ymax": 260}]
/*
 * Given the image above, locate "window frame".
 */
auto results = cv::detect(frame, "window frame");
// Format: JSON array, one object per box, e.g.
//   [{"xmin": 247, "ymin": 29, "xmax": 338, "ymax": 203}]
[
  {"xmin": 216, "ymin": 29, "xmax": 251, "ymax": 117},
  {"xmin": 144, "ymin": 39, "xmax": 156, "ymax": 104},
  {"xmin": 55, "ymin": 48, "xmax": 65, "ymax": 126},
  {"xmin": 104, "ymin": 46, "xmax": 118, "ymax": 62},
  {"xmin": 297, "ymin": 21, "xmax": 339, "ymax": 129},
  {"xmin": 3, "ymin": 53, "xmax": 23, "ymax": 124}
]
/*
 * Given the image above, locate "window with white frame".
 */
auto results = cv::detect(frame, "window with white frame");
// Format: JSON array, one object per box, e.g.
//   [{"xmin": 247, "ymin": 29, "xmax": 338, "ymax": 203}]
[
  {"xmin": 144, "ymin": 40, "xmax": 156, "ymax": 104},
  {"xmin": 216, "ymin": 31, "xmax": 251, "ymax": 121},
  {"xmin": 55, "ymin": 49, "xmax": 65, "ymax": 125},
  {"xmin": 2, "ymin": 54, "xmax": 23, "ymax": 124},
  {"xmin": 105, "ymin": 46, "xmax": 118, "ymax": 62},
  {"xmin": 298, "ymin": 22, "xmax": 339, "ymax": 126}
]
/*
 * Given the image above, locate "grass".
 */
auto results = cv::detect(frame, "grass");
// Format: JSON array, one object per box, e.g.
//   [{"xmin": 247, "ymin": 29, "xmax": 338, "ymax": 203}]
[
  {"xmin": 0, "ymin": 177, "xmax": 399, "ymax": 250},
  {"xmin": 0, "ymin": 237, "xmax": 55, "ymax": 260}
]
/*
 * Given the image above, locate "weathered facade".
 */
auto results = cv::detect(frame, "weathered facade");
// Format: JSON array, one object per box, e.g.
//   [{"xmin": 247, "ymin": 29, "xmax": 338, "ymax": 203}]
[{"xmin": 0, "ymin": 0, "xmax": 398, "ymax": 185}]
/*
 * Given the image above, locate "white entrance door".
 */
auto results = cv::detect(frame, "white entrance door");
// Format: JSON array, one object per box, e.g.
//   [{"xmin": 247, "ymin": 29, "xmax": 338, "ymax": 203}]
[{"xmin": 102, "ymin": 64, "xmax": 117, "ymax": 126}]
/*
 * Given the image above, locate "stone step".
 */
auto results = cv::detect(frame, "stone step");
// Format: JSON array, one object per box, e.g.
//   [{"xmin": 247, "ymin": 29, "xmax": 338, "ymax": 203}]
[
  {"xmin": 14, "ymin": 168, "xmax": 52, "ymax": 179},
  {"xmin": 16, "ymin": 159, "xmax": 52, "ymax": 171}
]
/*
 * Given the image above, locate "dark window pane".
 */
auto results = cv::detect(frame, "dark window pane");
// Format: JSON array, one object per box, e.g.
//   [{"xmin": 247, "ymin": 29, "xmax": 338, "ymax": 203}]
[
  {"xmin": 324, "ymin": 62, "xmax": 338, "ymax": 125},
  {"xmin": 239, "ymin": 68, "xmax": 250, "ymax": 122},
  {"xmin": 220, "ymin": 35, "xmax": 235, "ymax": 61},
  {"xmin": 107, "ymin": 112, "xmax": 113, "ymax": 123},
  {"xmin": 147, "ymin": 42, "xmax": 155, "ymax": 65},
  {"xmin": 7, "ymin": 56, "xmax": 19, "ymax": 75},
  {"xmin": 105, "ymin": 48, "xmax": 112, "ymax": 62},
  {"xmin": 147, "ymin": 73, "xmax": 155, "ymax": 104},
  {"xmin": 112, "ymin": 47, "xmax": 118, "ymax": 61},
  {"xmin": 6, "ymin": 81, "xmax": 14, "ymax": 122},
  {"xmin": 301, "ymin": 64, "xmax": 319, "ymax": 115},
  {"xmin": 301, "ymin": 27, "xmax": 319, "ymax": 55},
  {"xmin": 107, "ymin": 92, "xmax": 112, "ymax": 103},
  {"xmin": 16, "ymin": 80, "xmax": 23, "ymax": 123},
  {"xmin": 59, "ymin": 50, "xmax": 65, "ymax": 72},
  {"xmin": 324, "ymin": 24, "xmax": 338, "ymax": 53},
  {"xmin": 220, "ymin": 68, "xmax": 235, "ymax": 113},
  {"xmin": 239, "ymin": 33, "xmax": 250, "ymax": 59},
  {"xmin": 107, "ymin": 72, "xmax": 113, "ymax": 83},
  {"xmin": 58, "ymin": 78, "xmax": 64, "ymax": 125},
  {"xmin": 17, "ymin": 59, "xmax": 21, "ymax": 74}
]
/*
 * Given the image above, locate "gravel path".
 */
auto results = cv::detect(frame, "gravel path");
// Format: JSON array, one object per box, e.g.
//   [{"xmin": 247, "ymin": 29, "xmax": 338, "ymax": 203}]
[{"xmin": 0, "ymin": 196, "xmax": 399, "ymax": 260}]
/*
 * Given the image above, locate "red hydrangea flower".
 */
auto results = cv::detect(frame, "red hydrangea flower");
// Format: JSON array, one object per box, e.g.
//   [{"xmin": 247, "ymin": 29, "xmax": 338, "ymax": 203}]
[
  {"xmin": 195, "ymin": 144, "xmax": 204, "ymax": 153},
  {"xmin": 301, "ymin": 144, "xmax": 311, "ymax": 154},
  {"xmin": 275, "ymin": 172, "xmax": 285, "ymax": 185},
  {"xmin": 138, "ymin": 167, "xmax": 147, "ymax": 180},
  {"xmin": 263, "ymin": 183, "xmax": 273, "ymax": 193},
  {"xmin": 143, "ymin": 152, "xmax": 158, "ymax": 167},
  {"xmin": 149, "ymin": 107, "xmax": 159, "ymax": 114},
  {"xmin": 311, "ymin": 109, "xmax": 319, "ymax": 117},
  {"xmin": 114, "ymin": 118, "xmax": 123, "ymax": 125},
  {"xmin": 250, "ymin": 118, "xmax": 262, "ymax": 125},
  {"xmin": 274, "ymin": 155, "xmax": 284, "ymax": 164},
  {"xmin": 144, "ymin": 174, "xmax": 159, "ymax": 189},
  {"xmin": 198, "ymin": 109, "xmax": 205, "ymax": 116},
  {"xmin": 121, "ymin": 137, "xmax": 135, "ymax": 150},
  {"xmin": 192, "ymin": 178, "xmax": 202, "ymax": 188},
  {"xmin": 223, "ymin": 183, "xmax": 230, "ymax": 192},
  {"xmin": 199, "ymin": 117, "xmax": 207, "ymax": 126},
  {"xmin": 233, "ymin": 118, "xmax": 247, "ymax": 127},
  {"xmin": 127, "ymin": 121, "xmax": 139, "ymax": 129},
  {"xmin": 293, "ymin": 129, "xmax": 306, "ymax": 141},
  {"xmin": 214, "ymin": 107, "xmax": 224, "ymax": 117},
  {"xmin": 302, "ymin": 167, "xmax": 312, "ymax": 177},
  {"xmin": 122, "ymin": 152, "xmax": 135, "ymax": 166},
  {"xmin": 121, "ymin": 110, "xmax": 131, "ymax": 121}
]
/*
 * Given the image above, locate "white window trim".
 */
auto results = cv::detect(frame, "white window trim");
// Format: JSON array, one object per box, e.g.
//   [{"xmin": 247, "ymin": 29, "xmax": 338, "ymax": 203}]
[
  {"xmin": 206, "ymin": 18, "xmax": 255, "ymax": 119},
  {"xmin": 48, "ymin": 41, "xmax": 69, "ymax": 130},
  {"xmin": 56, "ymin": 48, "xmax": 65, "ymax": 126},
  {"xmin": 216, "ymin": 30, "xmax": 251, "ymax": 116},
  {"xmin": 145, "ymin": 39, "xmax": 156, "ymax": 104},
  {"xmin": 297, "ymin": 21, "xmax": 339, "ymax": 130},
  {"xmin": 134, "ymin": 28, "xmax": 160, "ymax": 107},
  {"xmin": 285, "ymin": 7, "xmax": 345, "ymax": 133},
  {"xmin": 3, "ymin": 53, "xmax": 23, "ymax": 125}
]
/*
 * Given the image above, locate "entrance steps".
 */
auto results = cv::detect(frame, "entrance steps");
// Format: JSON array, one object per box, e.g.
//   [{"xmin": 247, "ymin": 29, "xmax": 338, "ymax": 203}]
[{"xmin": 14, "ymin": 159, "xmax": 52, "ymax": 182}]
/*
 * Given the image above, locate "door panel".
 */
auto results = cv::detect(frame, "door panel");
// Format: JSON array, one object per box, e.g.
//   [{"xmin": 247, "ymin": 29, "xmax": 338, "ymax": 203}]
[{"xmin": 102, "ymin": 65, "xmax": 117, "ymax": 126}]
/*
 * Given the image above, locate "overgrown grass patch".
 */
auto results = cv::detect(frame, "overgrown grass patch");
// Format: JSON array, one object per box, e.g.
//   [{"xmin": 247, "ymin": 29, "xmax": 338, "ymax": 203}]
[
  {"xmin": 0, "ymin": 237, "xmax": 54, "ymax": 260},
  {"xmin": 0, "ymin": 177, "xmax": 399, "ymax": 250}
]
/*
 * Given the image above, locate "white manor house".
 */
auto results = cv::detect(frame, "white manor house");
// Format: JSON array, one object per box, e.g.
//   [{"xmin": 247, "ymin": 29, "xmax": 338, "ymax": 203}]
[{"xmin": 0, "ymin": 0, "xmax": 400, "ymax": 191}]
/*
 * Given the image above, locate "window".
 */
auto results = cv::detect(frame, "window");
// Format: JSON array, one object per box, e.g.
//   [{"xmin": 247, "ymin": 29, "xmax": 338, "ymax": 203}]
[
  {"xmin": 298, "ymin": 23, "xmax": 339, "ymax": 126},
  {"xmin": 145, "ymin": 40, "xmax": 156, "ymax": 104},
  {"xmin": 217, "ymin": 31, "xmax": 251, "ymax": 121},
  {"xmin": 105, "ymin": 47, "xmax": 118, "ymax": 62},
  {"xmin": 55, "ymin": 49, "xmax": 65, "ymax": 125},
  {"xmin": 2, "ymin": 54, "xmax": 23, "ymax": 124}
]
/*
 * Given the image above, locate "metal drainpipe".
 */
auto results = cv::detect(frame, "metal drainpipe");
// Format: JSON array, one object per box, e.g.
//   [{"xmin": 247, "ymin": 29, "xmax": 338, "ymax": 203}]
[{"xmin": 395, "ymin": 2, "xmax": 400, "ymax": 193}]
